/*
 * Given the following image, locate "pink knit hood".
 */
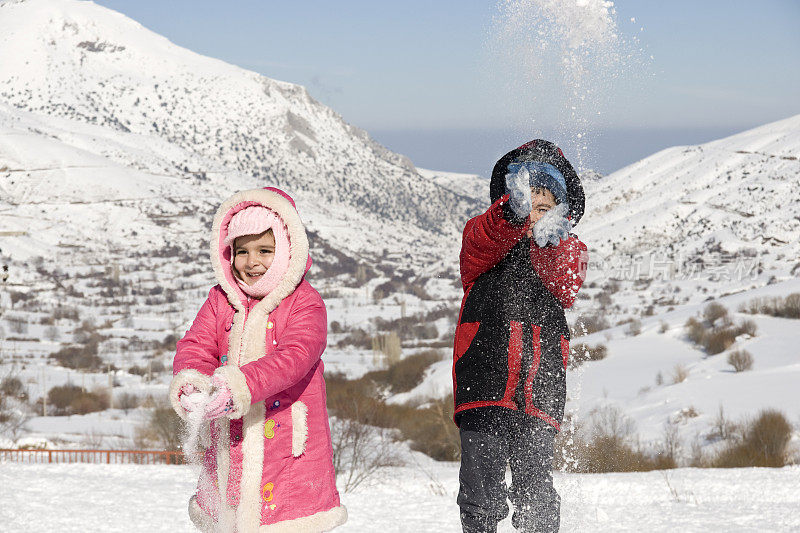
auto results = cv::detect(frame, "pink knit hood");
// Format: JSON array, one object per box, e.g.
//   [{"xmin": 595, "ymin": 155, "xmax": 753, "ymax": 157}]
[{"xmin": 212, "ymin": 187, "xmax": 312, "ymax": 307}]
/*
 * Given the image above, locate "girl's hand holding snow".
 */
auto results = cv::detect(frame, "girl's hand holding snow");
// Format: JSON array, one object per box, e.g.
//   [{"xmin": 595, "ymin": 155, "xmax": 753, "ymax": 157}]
[
  {"xmin": 505, "ymin": 166, "xmax": 533, "ymax": 219},
  {"xmin": 532, "ymin": 203, "xmax": 571, "ymax": 247},
  {"xmin": 178, "ymin": 384, "xmax": 203, "ymax": 412},
  {"xmin": 204, "ymin": 375, "xmax": 234, "ymax": 419}
]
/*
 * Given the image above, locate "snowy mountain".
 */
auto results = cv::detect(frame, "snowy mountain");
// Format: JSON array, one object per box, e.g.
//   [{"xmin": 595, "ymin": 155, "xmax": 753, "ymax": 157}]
[
  {"xmin": 578, "ymin": 114, "xmax": 800, "ymax": 312},
  {"xmin": 0, "ymin": 0, "xmax": 483, "ymax": 274}
]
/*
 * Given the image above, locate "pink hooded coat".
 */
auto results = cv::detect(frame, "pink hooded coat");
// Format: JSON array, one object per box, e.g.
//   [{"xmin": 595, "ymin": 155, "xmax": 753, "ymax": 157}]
[{"xmin": 169, "ymin": 188, "xmax": 346, "ymax": 532}]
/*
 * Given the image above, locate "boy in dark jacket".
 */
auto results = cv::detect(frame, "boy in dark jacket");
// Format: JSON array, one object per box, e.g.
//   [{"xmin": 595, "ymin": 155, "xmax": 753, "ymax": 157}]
[{"xmin": 452, "ymin": 140, "xmax": 587, "ymax": 533}]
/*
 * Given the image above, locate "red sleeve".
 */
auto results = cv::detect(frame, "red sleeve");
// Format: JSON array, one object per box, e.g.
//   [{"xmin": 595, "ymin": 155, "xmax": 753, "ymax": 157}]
[
  {"xmin": 173, "ymin": 288, "xmax": 221, "ymax": 377},
  {"xmin": 529, "ymin": 236, "xmax": 588, "ymax": 309},
  {"xmin": 460, "ymin": 194, "xmax": 529, "ymax": 289},
  {"xmin": 239, "ymin": 288, "xmax": 327, "ymax": 403}
]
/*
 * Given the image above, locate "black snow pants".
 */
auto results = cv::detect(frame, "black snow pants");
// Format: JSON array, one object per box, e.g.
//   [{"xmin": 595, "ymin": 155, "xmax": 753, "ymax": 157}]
[{"xmin": 457, "ymin": 407, "xmax": 560, "ymax": 533}]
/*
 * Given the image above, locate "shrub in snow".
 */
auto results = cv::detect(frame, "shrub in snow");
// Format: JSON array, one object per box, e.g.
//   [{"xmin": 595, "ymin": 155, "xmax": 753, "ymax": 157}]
[
  {"xmin": 626, "ymin": 319, "xmax": 642, "ymax": 336},
  {"xmin": 571, "ymin": 314, "xmax": 610, "ymax": 337},
  {"xmin": 702, "ymin": 302, "xmax": 729, "ymax": 325},
  {"xmin": 684, "ymin": 310, "xmax": 757, "ymax": 356},
  {"xmin": 709, "ymin": 405, "xmax": 738, "ymax": 442},
  {"xmin": 713, "ymin": 409, "xmax": 792, "ymax": 468},
  {"xmin": 727, "ymin": 350, "xmax": 753, "ymax": 372},
  {"xmin": 116, "ymin": 392, "xmax": 140, "ymax": 414},
  {"xmin": 135, "ymin": 407, "xmax": 182, "ymax": 451},
  {"xmin": 685, "ymin": 317, "xmax": 705, "ymax": 345},
  {"xmin": 671, "ymin": 364, "xmax": 689, "ymax": 384},
  {"xmin": 560, "ymin": 406, "xmax": 676, "ymax": 473},
  {"xmin": 703, "ymin": 328, "xmax": 738, "ymax": 355},
  {"xmin": 51, "ymin": 344, "xmax": 104, "ymax": 370},
  {"xmin": 739, "ymin": 293, "xmax": 800, "ymax": 319},
  {"xmin": 380, "ymin": 349, "xmax": 442, "ymax": 394},
  {"xmin": 568, "ymin": 343, "xmax": 607, "ymax": 368},
  {"xmin": 372, "ymin": 276, "xmax": 432, "ymax": 302},
  {"xmin": 1, "ymin": 377, "xmax": 25, "ymax": 399},
  {"xmin": 335, "ymin": 327, "xmax": 372, "ymax": 349},
  {"xmin": 595, "ymin": 291, "xmax": 612, "ymax": 308},
  {"xmin": 44, "ymin": 325, "xmax": 60, "ymax": 341},
  {"xmin": 738, "ymin": 319, "xmax": 757, "ymax": 337},
  {"xmin": 603, "ymin": 280, "xmax": 620, "ymax": 294},
  {"xmin": 128, "ymin": 364, "xmax": 147, "ymax": 377},
  {"xmin": 52, "ymin": 306, "xmax": 80, "ymax": 322},
  {"xmin": 46, "ymin": 385, "xmax": 109, "ymax": 416}
]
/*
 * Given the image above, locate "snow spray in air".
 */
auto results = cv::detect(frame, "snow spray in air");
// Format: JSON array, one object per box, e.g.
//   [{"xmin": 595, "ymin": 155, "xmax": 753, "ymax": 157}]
[
  {"xmin": 487, "ymin": 0, "xmax": 644, "ymax": 169},
  {"xmin": 180, "ymin": 389, "xmax": 211, "ymax": 465}
]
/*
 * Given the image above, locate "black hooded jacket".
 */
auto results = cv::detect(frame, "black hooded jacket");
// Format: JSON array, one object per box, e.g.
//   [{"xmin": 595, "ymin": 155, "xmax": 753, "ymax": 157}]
[{"xmin": 452, "ymin": 140, "xmax": 587, "ymax": 430}]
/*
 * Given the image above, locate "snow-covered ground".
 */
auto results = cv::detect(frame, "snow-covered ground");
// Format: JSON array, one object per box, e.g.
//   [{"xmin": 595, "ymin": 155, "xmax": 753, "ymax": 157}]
[{"xmin": 1, "ymin": 461, "xmax": 799, "ymax": 532}]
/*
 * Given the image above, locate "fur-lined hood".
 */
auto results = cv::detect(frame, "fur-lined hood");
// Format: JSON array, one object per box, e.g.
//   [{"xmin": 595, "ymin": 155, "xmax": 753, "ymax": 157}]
[{"xmin": 211, "ymin": 187, "xmax": 311, "ymax": 313}]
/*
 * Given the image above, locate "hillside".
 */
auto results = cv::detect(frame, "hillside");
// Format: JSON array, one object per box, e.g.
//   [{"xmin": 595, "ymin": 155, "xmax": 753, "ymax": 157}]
[
  {"xmin": 0, "ymin": 0, "xmax": 798, "ymax": 466},
  {"xmin": 0, "ymin": 0, "xmax": 483, "ymax": 273}
]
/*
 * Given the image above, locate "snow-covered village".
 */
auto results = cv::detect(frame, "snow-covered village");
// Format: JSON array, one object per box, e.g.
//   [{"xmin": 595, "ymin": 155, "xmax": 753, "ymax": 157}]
[{"xmin": 1, "ymin": 0, "xmax": 799, "ymax": 531}]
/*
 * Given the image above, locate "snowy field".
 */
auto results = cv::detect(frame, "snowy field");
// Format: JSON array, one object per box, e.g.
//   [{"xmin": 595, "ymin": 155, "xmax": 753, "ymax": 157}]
[{"xmin": 1, "ymin": 462, "xmax": 799, "ymax": 532}]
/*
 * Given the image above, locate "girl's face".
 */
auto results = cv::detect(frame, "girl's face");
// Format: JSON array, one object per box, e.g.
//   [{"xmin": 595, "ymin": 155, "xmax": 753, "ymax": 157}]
[{"xmin": 232, "ymin": 230, "xmax": 275, "ymax": 285}]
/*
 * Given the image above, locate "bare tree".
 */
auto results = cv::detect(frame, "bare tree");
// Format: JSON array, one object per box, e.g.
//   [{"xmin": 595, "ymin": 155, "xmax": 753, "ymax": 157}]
[
  {"xmin": 331, "ymin": 417, "xmax": 403, "ymax": 492},
  {"xmin": 0, "ymin": 373, "xmax": 31, "ymax": 445}
]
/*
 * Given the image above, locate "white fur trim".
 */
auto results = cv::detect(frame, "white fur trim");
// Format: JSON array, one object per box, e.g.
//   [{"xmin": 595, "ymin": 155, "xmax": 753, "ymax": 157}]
[
  {"xmin": 214, "ymin": 365, "xmax": 252, "ymax": 418},
  {"xmin": 215, "ymin": 418, "xmax": 231, "ymax": 513},
  {"xmin": 237, "ymin": 402, "xmax": 267, "ymax": 532},
  {"xmin": 188, "ymin": 495, "xmax": 215, "ymax": 533},
  {"xmin": 259, "ymin": 505, "xmax": 348, "ymax": 532},
  {"xmin": 292, "ymin": 401, "xmax": 309, "ymax": 457},
  {"xmin": 169, "ymin": 369, "xmax": 212, "ymax": 420},
  {"xmin": 190, "ymin": 497, "xmax": 347, "ymax": 533}
]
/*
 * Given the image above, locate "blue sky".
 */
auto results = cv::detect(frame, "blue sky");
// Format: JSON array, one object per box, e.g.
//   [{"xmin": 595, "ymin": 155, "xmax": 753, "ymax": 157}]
[{"xmin": 94, "ymin": 0, "xmax": 799, "ymax": 174}]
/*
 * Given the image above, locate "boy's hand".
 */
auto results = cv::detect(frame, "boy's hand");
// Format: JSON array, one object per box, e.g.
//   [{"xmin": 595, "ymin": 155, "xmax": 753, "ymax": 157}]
[
  {"xmin": 532, "ymin": 203, "xmax": 571, "ymax": 247},
  {"xmin": 505, "ymin": 166, "xmax": 533, "ymax": 219}
]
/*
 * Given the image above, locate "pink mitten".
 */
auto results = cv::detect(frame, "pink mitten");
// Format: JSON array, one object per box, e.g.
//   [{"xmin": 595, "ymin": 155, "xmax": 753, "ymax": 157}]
[
  {"xmin": 178, "ymin": 384, "xmax": 199, "ymax": 412},
  {"xmin": 204, "ymin": 375, "xmax": 234, "ymax": 419}
]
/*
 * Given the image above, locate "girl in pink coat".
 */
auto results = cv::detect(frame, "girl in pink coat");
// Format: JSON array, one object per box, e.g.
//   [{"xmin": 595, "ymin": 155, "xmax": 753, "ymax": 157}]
[{"xmin": 169, "ymin": 187, "xmax": 346, "ymax": 532}]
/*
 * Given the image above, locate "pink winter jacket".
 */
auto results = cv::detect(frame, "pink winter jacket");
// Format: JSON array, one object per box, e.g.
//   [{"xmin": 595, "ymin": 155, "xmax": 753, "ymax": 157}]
[{"xmin": 169, "ymin": 188, "xmax": 346, "ymax": 533}]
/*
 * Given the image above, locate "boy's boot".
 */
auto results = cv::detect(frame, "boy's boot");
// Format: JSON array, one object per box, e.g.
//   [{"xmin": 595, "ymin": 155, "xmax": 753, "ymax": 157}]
[{"xmin": 460, "ymin": 509, "xmax": 500, "ymax": 533}]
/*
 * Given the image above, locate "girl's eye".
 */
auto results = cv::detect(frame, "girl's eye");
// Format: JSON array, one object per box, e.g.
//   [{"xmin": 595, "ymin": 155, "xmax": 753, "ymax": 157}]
[
  {"xmin": 235, "ymin": 250, "xmax": 246, "ymax": 255},
  {"xmin": 260, "ymin": 249, "xmax": 274, "ymax": 254}
]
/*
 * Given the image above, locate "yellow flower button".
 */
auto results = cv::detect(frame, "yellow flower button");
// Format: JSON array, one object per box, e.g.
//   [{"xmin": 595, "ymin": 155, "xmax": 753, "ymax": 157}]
[{"xmin": 266, "ymin": 321, "xmax": 274, "ymax": 329}]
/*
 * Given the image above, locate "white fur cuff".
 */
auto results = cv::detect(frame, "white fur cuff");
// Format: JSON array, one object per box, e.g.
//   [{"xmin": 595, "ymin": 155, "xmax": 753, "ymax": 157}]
[
  {"xmin": 169, "ymin": 369, "xmax": 212, "ymax": 420},
  {"xmin": 213, "ymin": 365, "xmax": 252, "ymax": 418}
]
